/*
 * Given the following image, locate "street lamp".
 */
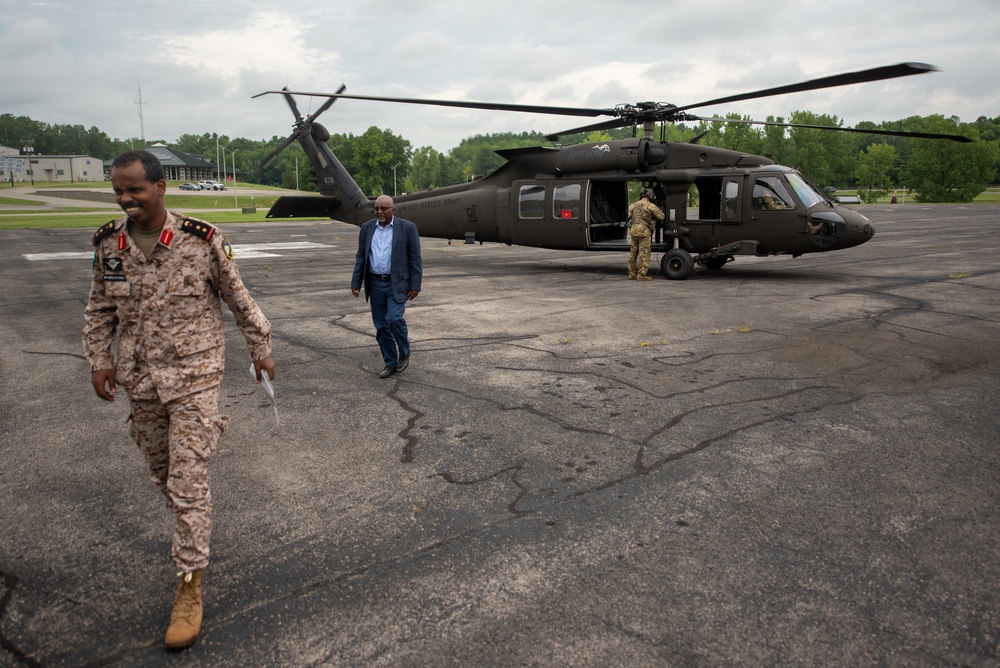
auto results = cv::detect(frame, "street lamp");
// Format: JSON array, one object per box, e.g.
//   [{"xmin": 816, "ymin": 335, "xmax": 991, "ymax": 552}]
[
  {"xmin": 393, "ymin": 162, "xmax": 400, "ymax": 196},
  {"xmin": 22, "ymin": 142, "xmax": 34, "ymax": 185},
  {"xmin": 231, "ymin": 150, "xmax": 238, "ymax": 207}
]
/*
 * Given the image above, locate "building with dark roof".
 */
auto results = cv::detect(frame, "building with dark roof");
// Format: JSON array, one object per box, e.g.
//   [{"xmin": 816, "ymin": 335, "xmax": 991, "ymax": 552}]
[{"xmin": 102, "ymin": 144, "xmax": 224, "ymax": 182}]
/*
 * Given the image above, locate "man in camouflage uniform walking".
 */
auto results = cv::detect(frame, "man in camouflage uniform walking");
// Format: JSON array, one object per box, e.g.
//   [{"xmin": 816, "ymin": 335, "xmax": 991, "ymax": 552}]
[
  {"xmin": 83, "ymin": 150, "xmax": 275, "ymax": 649},
  {"xmin": 628, "ymin": 188, "xmax": 665, "ymax": 281}
]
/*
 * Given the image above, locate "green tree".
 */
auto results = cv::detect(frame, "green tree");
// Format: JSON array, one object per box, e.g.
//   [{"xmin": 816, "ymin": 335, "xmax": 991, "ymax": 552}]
[
  {"xmin": 718, "ymin": 115, "xmax": 764, "ymax": 154},
  {"xmin": 785, "ymin": 112, "xmax": 854, "ymax": 188},
  {"xmin": 409, "ymin": 146, "xmax": 443, "ymax": 190},
  {"xmin": 450, "ymin": 131, "xmax": 547, "ymax": 182},
  {"xmin": 174, "ymin": 133, "xmax": 219, "ymax": 159},
  {"xmin": 902, "ymin": 116, "xmax": 998, "ymax": 202},
  {"xmin": 855, "ymin": 143, "xmax": 899, "ymax": 201},
  {"xmin": 337, "ymin": 126, "xmax": 412, "ymax": 196},
  {"xmin": 972, "ymin": 115, "xmax": 1000, "ymax": 183},
  {"xmin": 760, "ymin": 116, "xmax": 788, "ymax": 164}
]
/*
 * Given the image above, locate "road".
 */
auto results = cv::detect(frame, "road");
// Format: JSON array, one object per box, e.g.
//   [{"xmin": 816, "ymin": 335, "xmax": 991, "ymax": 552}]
[{"xmin": 1, "ymin": 204, "xmax": 998, "ymax": 665}]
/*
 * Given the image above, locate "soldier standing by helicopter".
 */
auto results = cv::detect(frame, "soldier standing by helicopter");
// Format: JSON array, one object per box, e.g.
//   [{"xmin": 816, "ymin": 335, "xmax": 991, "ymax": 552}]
[{"xmin": 627, "ymin": 188, "xmax": 665, "ymax": 280}]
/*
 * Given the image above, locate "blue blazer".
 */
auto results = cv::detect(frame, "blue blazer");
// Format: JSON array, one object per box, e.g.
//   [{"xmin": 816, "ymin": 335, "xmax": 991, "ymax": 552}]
[{"xmin": 351, "ymin": 216, "xmax": 423, "ymax": 304}]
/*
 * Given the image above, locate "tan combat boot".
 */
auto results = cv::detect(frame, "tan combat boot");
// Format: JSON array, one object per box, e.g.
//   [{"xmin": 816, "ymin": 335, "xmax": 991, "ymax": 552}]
[{"xmin": 164, "ymin": 570, "xmax": 203, "ymax": 649}]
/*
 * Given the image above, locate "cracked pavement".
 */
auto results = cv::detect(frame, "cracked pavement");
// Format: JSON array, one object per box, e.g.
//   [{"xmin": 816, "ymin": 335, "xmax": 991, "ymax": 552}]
[{"xmin": 1, "ymin": 204, "xmax": 998, "ymax": 665}]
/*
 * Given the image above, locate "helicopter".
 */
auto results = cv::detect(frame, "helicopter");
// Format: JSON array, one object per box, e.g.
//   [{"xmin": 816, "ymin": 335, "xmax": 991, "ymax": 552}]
[{"xmin": 254, "ymin": 62, "xmax": 971, "ymax": 280}]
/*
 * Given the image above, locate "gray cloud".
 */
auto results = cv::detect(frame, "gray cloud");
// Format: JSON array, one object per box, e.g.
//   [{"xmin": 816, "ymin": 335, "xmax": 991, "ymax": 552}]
[{"xmin": 5, "ymin": 0, "xmax": 998, "ymax": 152}]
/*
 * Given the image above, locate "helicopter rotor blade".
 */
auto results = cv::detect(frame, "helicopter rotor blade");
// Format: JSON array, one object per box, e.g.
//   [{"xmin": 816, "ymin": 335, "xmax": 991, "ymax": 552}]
[
  {"xmin": 281, "ymin": 86, "xmax": 305, "ymax": 123},
  {"xmin": 672, "ymin": 62, "xmax": 937, "ymax": 114},
  {"xmin": 691, "ymin": 115, "xmax": 973, "ymax": 142},
  {"xmin": 308, "ymin": 84, "xmax": 347, "ymax": 122},
  {"xmin": 254, "ymin": 90, "xmax": 613, "ymax": 118},
  {"xmin": 253, "ymin": 63, "xmax": 952, "ymax": 144},
  {"xmin": 261, "ymin": 133, "xmax": 299, "ymax": 171}
]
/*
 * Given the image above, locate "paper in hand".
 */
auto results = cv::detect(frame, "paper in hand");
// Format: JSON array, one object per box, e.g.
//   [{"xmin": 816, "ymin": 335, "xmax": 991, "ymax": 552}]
[{"xmin": 250, "ymin": 362, "xmax": 280, "ymax": 426}]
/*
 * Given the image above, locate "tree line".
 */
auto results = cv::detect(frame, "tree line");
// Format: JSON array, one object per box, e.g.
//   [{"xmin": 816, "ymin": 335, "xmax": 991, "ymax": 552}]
[{"xmin": 2, "ymin": 111, "xmax": 997, "ymax": 203}]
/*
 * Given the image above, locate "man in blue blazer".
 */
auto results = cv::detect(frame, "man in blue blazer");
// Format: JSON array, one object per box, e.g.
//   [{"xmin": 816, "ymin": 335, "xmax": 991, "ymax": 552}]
[{"xmin": 351, "ymin": 195, "xmax": 423, "ymax": 378}]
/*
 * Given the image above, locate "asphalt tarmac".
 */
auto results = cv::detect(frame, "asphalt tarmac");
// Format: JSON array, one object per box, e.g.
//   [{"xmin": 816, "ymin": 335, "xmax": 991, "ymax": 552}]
[{"xmin": 1, "ymin": 204, "xmax": 998, "ymax": 666}]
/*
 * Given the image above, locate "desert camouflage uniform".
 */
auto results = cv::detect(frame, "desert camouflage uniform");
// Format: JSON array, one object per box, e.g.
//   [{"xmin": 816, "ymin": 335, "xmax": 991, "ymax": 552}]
[
  {"xmin": 83, "ymin": 211, "xmax": 271, "ymax": 572},
  {"xmin": 628, "ymin": 199, "xmax": 665, "ymax": 278}
]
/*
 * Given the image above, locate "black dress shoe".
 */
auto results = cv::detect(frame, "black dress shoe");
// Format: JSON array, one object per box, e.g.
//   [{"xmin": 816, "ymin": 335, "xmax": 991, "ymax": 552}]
[
  {"xmin": 396, "ymin": 355, "xmax": 410, "ymax": 373},
  {"xmin": 379, "ymin": 366, "xmax": 396, "ymax": 378}
]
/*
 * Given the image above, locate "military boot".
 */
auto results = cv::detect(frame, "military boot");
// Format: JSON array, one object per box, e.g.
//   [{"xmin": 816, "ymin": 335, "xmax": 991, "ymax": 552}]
[{"xmin": 164, "ymin": 570, "xmax": 203, "ymax": 649}]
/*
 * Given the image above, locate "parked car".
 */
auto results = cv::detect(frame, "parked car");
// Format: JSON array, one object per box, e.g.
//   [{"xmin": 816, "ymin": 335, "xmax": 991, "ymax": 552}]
[
  {"xmin": 198, "ymin": 180, "xmax": 225, "ymax": 190},
  {"xmin": 179, "ymin": 183, "xmax": 202, "ymax": 191}
]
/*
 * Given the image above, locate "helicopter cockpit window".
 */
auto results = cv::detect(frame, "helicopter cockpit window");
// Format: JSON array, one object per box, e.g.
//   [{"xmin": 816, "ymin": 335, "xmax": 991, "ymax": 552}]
[
  {"xmin": 553, "ymin": 183, "xmax": 581, "ymax": 220},
  {"xmin": 752, "ymin": 177, "xmax": 794, "ymax": 210},
  {"xmin": 785, "ymin": 172, "xmax": 825, "ymax": 209},
  {"xmin": 518, "ymin": 184, "xmax": 546, "ymax": 219}
]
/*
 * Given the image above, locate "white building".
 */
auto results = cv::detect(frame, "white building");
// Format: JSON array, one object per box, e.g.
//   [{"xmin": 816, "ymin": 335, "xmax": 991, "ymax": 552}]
[{"xmin": 0, "ymin": 148, "xmax": 106, "ymax": 184}]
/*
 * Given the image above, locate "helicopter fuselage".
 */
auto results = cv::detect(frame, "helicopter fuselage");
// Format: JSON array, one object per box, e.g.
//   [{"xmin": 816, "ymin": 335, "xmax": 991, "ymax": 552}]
[{"xmin": 267, "ymin": 136, "xmax": 874, "ymax": 278}]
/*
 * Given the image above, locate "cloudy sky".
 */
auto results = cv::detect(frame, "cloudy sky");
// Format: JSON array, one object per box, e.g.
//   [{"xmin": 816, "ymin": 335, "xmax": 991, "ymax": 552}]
[{"xmin": 3, "ymin": 0, "xmax": 998, "ymax": 152}]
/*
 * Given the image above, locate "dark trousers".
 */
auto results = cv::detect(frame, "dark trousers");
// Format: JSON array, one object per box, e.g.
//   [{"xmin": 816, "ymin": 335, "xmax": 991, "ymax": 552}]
[{"xmin": 368, "ymin": 277, "xmax": 410, "ymax": 366}]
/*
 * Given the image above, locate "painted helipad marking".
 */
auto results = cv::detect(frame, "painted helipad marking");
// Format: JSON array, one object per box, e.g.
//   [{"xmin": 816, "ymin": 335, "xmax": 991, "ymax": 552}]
[{"xmin": 23, "ymin": 241, "xmax": 333, "ymax": 262}]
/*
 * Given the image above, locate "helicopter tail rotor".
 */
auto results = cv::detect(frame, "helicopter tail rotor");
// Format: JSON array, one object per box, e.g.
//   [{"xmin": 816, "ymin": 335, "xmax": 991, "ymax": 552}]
[{"xmin": 260, "ymin": 84, "xmax": 346, "ymax": 171}]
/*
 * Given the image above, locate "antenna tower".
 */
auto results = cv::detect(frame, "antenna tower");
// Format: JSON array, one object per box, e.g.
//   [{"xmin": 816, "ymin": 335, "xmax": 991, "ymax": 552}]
[{"xmin": 135, "ymin": 80, "xmax": 147, "ymax": 144}]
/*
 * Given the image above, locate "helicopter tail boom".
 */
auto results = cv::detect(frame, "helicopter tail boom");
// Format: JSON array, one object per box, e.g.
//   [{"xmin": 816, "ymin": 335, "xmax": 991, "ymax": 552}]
[{"xmin": 261, "ymin": 85, "xmax": 372, "ymax": 226}]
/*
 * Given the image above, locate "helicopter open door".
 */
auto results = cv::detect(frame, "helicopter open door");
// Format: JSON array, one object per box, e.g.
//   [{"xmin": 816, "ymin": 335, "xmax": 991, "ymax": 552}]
[{"xmin": 510, "ymin": 180, "xmax": 589, "ymax": 249}]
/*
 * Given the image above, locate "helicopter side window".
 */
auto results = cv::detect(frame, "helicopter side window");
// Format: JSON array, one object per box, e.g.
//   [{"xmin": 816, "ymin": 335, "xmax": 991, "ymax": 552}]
[
  {"xmin": 518, "ymin": 184, "xmax": 545, "ymax": 219},
  {"xmin": 752, "ymin": 177, "xmax": 794, "ymax": 210},
  {"xmin": 553, "ymin": 183, "xmax": 581, "ymax": 220},
  {"xmin": 722, "ymin": 180, "xmax": 740, "ymax": 221}
]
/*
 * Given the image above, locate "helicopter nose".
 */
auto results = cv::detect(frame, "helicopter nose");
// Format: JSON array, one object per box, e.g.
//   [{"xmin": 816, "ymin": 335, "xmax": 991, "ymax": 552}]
[{"xmin": 843, "ymin": 212, "xmax": 874, "ymax": 245}]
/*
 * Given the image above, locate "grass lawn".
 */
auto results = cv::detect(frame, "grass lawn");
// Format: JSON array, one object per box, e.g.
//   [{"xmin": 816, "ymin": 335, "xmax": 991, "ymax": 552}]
[
  {"xmin": 0, "ymin": 184, "xmax": 303, "ymax": 229},
  {"xmin": 0, "ymin": 196, "xmax": 47, "ymax": 206},
  {"xmin": 0, "ymin": 208, "xmax": 288, "ymax": 230}
]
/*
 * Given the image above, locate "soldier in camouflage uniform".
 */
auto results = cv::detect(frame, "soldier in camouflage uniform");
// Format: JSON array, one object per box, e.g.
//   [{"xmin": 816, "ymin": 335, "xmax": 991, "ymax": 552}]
[
  {"xmin": 82, "ymin": 150, "xmax": 275, "ymax": 650},
  {"xmin": 627, "ymin": 188, "xmax": 666, "ymax": 281}
]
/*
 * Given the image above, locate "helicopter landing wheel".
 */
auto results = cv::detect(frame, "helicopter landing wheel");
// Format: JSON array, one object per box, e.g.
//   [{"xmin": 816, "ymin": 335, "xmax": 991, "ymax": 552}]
[
  {"xmin": 703, "ymin": 256, "xmax": 730, "ymax": 270},
  {"xmin": 661, "ymin": 248, "xmax": 694, "ymax": 280}
]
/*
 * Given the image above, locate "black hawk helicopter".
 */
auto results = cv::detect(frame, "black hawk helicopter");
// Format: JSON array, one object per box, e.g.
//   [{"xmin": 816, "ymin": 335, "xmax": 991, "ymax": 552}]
[{"xmin": 255, "ymin": 62, "xmax": 970, "ymax": 280}]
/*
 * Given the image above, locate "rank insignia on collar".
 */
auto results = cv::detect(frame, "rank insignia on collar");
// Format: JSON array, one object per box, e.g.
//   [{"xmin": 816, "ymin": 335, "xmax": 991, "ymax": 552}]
[
  {"xmin": 159, "ymin": 228, "xmax": 174, "ymax": 247},
  {"xmin": 103, "ymin": 257, "xmax": 124, "ymax": 272},
  {"xmin": 180, "ymin": 218, "xmax": 216, "ymax": 241},
  {"xmin": 117, "ymin": 232, "xmax": 127, "ymax": 250}
]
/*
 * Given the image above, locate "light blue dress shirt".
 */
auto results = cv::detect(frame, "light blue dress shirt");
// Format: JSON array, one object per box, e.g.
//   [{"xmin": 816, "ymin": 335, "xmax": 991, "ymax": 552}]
[{"xmin": 369, "ymin": 218, "xmax": 393, "ymax": 275}]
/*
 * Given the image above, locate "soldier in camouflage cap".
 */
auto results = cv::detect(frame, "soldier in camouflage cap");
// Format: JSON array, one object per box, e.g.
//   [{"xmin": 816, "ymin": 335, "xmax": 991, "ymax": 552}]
[
  {"xmin": 82, "ymin": 150, "xmax": 275, "ymax": 650},
  {"xmin": 627, "ymin": 188, "xmax": 665, "ymax": 281}
]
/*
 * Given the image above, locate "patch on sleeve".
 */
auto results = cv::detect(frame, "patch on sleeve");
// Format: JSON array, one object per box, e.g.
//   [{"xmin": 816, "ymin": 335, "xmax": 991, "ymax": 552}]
[
  {"xmin": 92, "ymin": 220, "xmax": 117, "ymax": 246},
  {"xmin": 223, "ymin": 236, "xmax": 233, "ymax": 259},
  {"xmin": 103, "ymin": 257, "xmax": 124, "ymax": 272},
  {"xmin": 180, "ymin": 218, "xmax": 216, "ymax": 241}
]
